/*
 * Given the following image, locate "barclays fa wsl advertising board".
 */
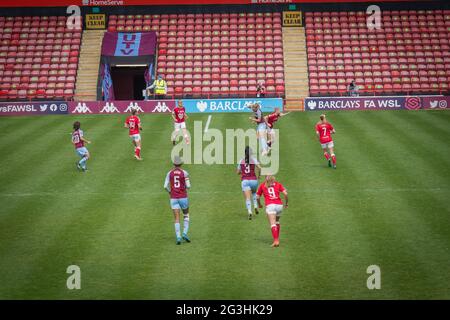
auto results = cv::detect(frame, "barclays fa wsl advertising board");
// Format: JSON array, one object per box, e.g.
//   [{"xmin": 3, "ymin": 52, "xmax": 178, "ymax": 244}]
[
  {"xmin": 304, "ymin": 96, "xmax": 437, "ymax": 111},
  {"xmin": 181, "ymin": 98, "xmax": 283, "ymax": 113}
]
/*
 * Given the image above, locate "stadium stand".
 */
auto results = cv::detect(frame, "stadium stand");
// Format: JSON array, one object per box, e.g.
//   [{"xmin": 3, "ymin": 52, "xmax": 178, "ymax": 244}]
[
  {"xmin": 305, "ymin": 10, "xmax": 450, "ymax": 96},
  {"xmin": 2, "ymin": 9, "xmax": 449, "ymax": 102},
  {"xmin": 107, "ymin": 12, "xmax": 286, "ymax": 98},
  {"xmin": 0, "ymin": 16, "xmax": 82, "ymax": 101}
]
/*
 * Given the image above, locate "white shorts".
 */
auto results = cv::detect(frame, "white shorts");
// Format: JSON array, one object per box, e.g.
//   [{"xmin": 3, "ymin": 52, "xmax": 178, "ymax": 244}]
[
  {"xmin": 174, "ymin": 122, "xmax": 186, "ymax": 130},
  {"xmin": 321, "ymin": 141, "xmax": 334, "ymax": 149},
  {"xmin": 266, "ymin": 204, "xmax": 283, "ymax": 216},
  {"xmin": 130, "ymin": 134, "xmax": 141, "ymax": 141},
  {"xmin": 257, "ymin": 122, "xmax": 267, "ymax": 132}
]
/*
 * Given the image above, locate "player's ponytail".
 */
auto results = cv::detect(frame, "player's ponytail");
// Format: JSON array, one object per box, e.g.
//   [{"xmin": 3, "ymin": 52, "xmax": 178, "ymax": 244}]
[
  {"xmin": 73, "ymin": 121, "xmax": 80, "ymax": 131},
  {"xmin": 245, "ymin": 146, "xmax": 250, "ymax": 165}
]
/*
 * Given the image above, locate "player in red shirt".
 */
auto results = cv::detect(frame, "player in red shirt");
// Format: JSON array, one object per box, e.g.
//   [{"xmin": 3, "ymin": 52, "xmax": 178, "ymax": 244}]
[
  {"xmin": 171, "ymin": 100, "xmax": 189, "ymax": 145},
  {"xmin": 264, "ymin": 107, "xmax": 290, "ymax": 152},
  {"xmin": 164, "ymin": 156, "xmax": 191, "ymax": 245},
  {"xmin": 71, "ymin": 121, "xmax": 91, "ymax": 172},
  {"xmin": 236, "ymin": 146, "xmax": 261, "ymax": 220},
  {"xmin": 315, "ymin": 114, "xmax": 336, "ymax": 169},
  {"xmin": 256, "ymin": 175, "xmax": 288, "ymax": 247},
  {"xmin": 124, "ymin": 108, "xmax": 143, "ymax": 160}
]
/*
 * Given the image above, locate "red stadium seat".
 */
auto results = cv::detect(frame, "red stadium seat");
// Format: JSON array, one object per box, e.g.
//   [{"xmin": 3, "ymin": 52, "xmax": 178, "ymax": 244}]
[
  {"xmin": 306, "ymin": 9, "xmax": 449, "ymax": 96},
  {"xmin": 147, "ymin": 12, "xmax": 285, "ymax": 98}
]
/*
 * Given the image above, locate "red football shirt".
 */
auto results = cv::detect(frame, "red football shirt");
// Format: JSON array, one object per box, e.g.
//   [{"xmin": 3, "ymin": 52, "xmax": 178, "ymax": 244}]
[
  {"xmin": 125, "ymin": 115, "xmax": 141, "ymax": 135},
  {"xmin": 72, "ymin": 129, "xmax": 84, "ymax": 149},
  {"xmin": 315, "ymin": 122, "xmax": 334, "ymax": 144},
  {"xmin": 166, "ymin": 168, "xmax": 189, "ymax": 199},
  {"xmin": 256, "ymin": 181, "xmax": 286, "ymax": 205},
  {"xmin": 173, "ymin": 107, "xmax": 186, "ymax": 123},
  {"xmin": 266, "ymin": 113, "xmax": 280, "ymax": 128}
]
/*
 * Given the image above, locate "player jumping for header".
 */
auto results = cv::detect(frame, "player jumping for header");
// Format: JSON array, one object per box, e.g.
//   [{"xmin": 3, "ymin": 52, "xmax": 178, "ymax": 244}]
[
  {"xmin": 248, "ymin": 103, "xmax": 269, "ymax": 156},
  {"xmin": 264, "ymin": 107, "xmax": 290, "ymax": 153}
]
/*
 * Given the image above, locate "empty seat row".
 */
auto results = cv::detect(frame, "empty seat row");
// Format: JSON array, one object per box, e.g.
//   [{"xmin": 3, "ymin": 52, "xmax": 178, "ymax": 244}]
[
  {"xmin": 112, "ymin": 12, "xmax": 285, "ymax": 98},
  {"xmin": 306, "ymin": 10, "xmax": 450, "ymax": 96},
  {"xmin": 0, "ymin": 16, "xmax": 80, "ymax": 100}
]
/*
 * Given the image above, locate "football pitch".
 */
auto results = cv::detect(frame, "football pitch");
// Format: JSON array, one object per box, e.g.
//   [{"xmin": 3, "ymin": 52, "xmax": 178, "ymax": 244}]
[{"xmin": 0, "ymin": 110, "xmax": 449, "ymax": 299}]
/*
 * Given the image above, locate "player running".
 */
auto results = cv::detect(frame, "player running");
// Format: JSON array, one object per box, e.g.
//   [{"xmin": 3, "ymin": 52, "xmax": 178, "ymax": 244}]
[
  {"xmin": 171, "ymin": 100, "xmax": 189, "ymax": 145},
  {"xmin": 315, "ymin": 114, "xmax": 336, "ymax": 169},
  {"xmin": 71, "ymin": 121, "xmax": 91, "ymax": 172},
  {"xmin": 264, "ymin": 107, "xmax": 290, "ymax": 152},
  {"xmin": 256, "ymin": 175, "xmax": 288, "ymax": 248},
  {"xmin": 124, "ymin": 108, "xmax": 143, "ymax": 160},
  {"xmin": 164, "ymin": 156, "xmax": 191, "ymax": 245},
  {"xmin": 248, "ymin": 103, "xmax": 268, "ymax": 155},
  {"xmin": 236, "ymin": 146, "xmax": 261, "ymax": 220}
]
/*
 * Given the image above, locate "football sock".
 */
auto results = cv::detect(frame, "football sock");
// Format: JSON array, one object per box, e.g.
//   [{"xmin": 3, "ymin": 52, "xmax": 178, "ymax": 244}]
[
  {"xmin": 171, "ymin": 130, "xmax": 179, "ymax": 142},
  {"xmin": 252, "ymin": 193, "xmax": 258, "ymax": 207},
  {"xmin": 331, "ymin": 154, "xmax": 336, "ymax": 165},
  {"xmin": 276, "ymin": 223, "xmax": 280, "ymax": 237},
  {"xmin": 174, "ymin": 222, "xmax": 181, "ymax": 238},
  {"xmin": 324, "ymin": 152, "xmax": 330, "ymax": 160},
  {"xmin": 245, "ymin": 199, "xmax": 252, "ymax": 213},
  {"xmin": 136, "ymin": 147, "xmax": 141, "ymax": 158},
  {"xmin": 271, "ymin": 224, "xmax": 278, "ymax": 241},
  {"xmin": 79, "ymin": 157, "xmax": 87, "ymax": 169},
  {"xmin": 183, "ymin": 215, "xmax": 189, "ymax": 235}
]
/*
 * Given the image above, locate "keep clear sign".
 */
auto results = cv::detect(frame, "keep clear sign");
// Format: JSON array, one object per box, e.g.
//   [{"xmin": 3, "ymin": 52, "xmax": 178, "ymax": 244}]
[
  {"xmin": 85, "ymin": 14, "xmax": 106, "ymax": 29},
  {"xmin": 282, "ymin": 11, "xmax": 302, "ymax": 27}
]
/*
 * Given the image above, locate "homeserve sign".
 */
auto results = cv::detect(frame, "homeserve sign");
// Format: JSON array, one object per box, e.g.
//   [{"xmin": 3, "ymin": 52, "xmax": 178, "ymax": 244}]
[{"xmin": 307, "ymin": 98, "xmax": 402, "ymax": 110}]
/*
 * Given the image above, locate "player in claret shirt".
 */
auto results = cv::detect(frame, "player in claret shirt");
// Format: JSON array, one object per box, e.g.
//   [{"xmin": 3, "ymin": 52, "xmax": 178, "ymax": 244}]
[
  {"xmin": 237, "ymin": 146, "xmax": 261, "ymax": 220},
  {"xmin": 248, "ymin": 103, "xmax": 268, "ymax": 155},
  {"xmin": 71, "ymin": 121, "xmax": 91, "ymax": 172},
  {"xmin": 171, "ymin": 100, "xmax": 189, "ymax": 145},
  {"xmin": 164, "ymin": 156, "xmax": 191, "ymax": 245},
  {"xmin": 256, "ymin": 175, "xmax": 288, "ymax": 248},
  {"xmin": 124, "ymin": 108, "xmax": 143, "ymax": 160},
  {"xmin": 315, "ymin": 114, "xmax": 336, "ymax": 169},
  {"xmin": 264, "ymin": 107, "xmax": 290, "ymax": 152}
]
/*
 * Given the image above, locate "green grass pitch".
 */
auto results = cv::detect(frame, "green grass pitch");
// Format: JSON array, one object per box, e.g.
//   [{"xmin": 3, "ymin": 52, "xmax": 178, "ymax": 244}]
[{"xmin": 0, "ymin": 110, "xmax": 449, "ymax": 299}]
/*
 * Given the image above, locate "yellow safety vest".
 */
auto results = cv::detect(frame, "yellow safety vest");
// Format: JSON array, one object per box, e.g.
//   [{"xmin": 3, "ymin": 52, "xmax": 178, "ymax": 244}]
[{"xmin": 154, "ymin": 80, "xmax": 167, "ymax": 95}]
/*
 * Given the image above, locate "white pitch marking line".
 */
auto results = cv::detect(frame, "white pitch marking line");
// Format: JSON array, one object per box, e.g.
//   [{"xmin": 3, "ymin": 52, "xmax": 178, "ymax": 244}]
[
  {"xmin": 204, "ymin": 115, "xmax": 212, "ymax": 133},
  {"xmin": 0, "ymin": 188, "xmax": 446, "ymax": 197}
]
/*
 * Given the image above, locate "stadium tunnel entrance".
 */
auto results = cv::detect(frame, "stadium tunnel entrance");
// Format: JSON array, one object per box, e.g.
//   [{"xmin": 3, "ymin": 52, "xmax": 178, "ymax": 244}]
[
  {"xmin": 111, "ymin": 66, "xmax": 147, "ymax": 101},
  {"xmin": 97, "ymin": 32, "xmax": 157, "ymax": 101}
]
